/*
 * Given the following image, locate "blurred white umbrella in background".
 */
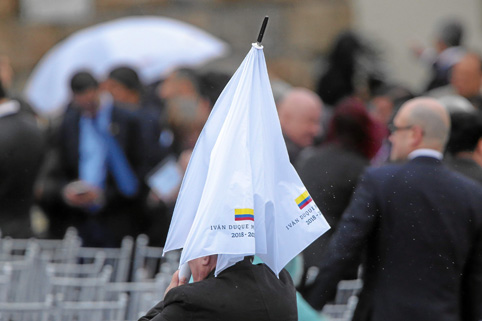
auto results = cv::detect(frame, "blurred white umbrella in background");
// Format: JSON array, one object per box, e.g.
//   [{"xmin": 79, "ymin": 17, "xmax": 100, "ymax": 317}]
[{"xmin": 24, "ymin": 16, "xmax": 229, "ymax": 117}]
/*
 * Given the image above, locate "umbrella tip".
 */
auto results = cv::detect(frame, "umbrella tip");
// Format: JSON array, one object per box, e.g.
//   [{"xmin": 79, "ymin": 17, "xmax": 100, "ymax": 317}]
[{"xmin": 256, "ymin": 16, "xmax": 269, "ymax": 46}]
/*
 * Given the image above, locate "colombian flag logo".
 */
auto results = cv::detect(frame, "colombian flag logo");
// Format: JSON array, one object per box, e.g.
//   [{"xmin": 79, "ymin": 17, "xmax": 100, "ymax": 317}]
[
  {"xmin": 295, "ymin": 191, "xmax": 313, "ymax": 210},
  {"xmin": 235, "ymin": 208, "xmax": 254, "ymax": 221}
]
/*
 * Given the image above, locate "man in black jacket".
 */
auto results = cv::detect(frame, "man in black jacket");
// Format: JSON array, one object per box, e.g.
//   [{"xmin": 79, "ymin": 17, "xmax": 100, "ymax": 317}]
[
  {"xmin": 307, "ymin": 97, "xmax": 482, "ymax": 321},
  {"xmin": 0, "ymin": 68, "xmax": 45, "ymax": 238},
  {"xmin": 445, "ymin": 110, "xmax": 482, "ymax": 184},
  {"xmin": 139, "ymin": 255, "xmax": 298, "ymax": 321}
]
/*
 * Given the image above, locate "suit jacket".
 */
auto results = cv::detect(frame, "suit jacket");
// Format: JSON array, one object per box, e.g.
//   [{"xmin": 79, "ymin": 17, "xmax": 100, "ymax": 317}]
[
  {"xmin": 0, "ymin": 108, "xmax": 45, "ymax": 237},
  {"xmin": 39, "ymin": 105, "xmax": 145, "ymax": 244},
  {"xmin": 296, "ymin": 144, "xmax": 368, "ymax": 271},
  {"xmin": 56, "ymin": 105, "xmax": 144, "ymax": 193},
  {"xmin": 445, "ymin": 156, "xmax": 482, "ymax": 185},
  {"xmin": 307, "ymin": 156, "xmax": 482, "ymax": 321},
  {"xmin": 139, "ymin": 257, "xmax": 298, "ymax": 321}
]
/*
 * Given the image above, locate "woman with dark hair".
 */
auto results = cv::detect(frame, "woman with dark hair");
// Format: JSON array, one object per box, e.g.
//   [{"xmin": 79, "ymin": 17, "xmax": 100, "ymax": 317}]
[
  {"xmin": 316, "ymin": 32, "xmax": 363, "ymax": 107},
  {"xmin": 316, "ymin": 31, "xmax": 386, "ymax": 108},
  {"xmin": 324, "ymin": 97, "xmax": 384, "ymax": 160},
  {"xmin": 296, "ymin": 97, "xmax": 384, "ymax": 307}
]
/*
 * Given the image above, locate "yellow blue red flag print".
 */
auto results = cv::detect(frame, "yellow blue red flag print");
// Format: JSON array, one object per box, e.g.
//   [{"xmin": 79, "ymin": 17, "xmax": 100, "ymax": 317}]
[
  {"xmin": 235, "ymin": 208, "xmax": 255, "ymax": 221},
  {"xmin": 162, "ymin": 42, "xmax": 330, "ymax": 277}
]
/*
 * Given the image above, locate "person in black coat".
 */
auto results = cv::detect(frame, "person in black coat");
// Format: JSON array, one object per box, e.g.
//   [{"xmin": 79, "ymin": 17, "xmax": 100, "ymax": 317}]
[
  {"xmin": 0, "ymin": 78, "xmax": 46, "ymax": 238},
  {"xmin": 139, "ymin": 256, "xmax": 297, "ymax": 321},
  {"xmin": 296, "ymin": 98, "xmax": 383, "ymax": 300},
  {"xmin": 307, "ymin": 97, "xmax": 482, "ymax": 321},
  {"xmin": 411, "ymin": 19, "xmax": 465, "ymax": 93},
  {"xmin": 103, "ymin": 66, "xmax": 174, "ymax": 246},
  {"xmin": 37, "ymin": 71, "xmax": 145, "ymax": 247},
  {"xmin": 444, "ymin": 110, "xmax": 482, "ymax": 185}
]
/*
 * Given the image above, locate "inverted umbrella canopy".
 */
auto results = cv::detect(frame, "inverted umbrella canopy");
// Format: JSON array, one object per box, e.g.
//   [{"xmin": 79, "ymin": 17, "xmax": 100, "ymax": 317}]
[
  {"xmin": 163, "ymin": 42, "xmax": 330, "ymax": 277},
  {"xmin": 24, "ymin": 16, "xmax": 229, "ymax": 117}
]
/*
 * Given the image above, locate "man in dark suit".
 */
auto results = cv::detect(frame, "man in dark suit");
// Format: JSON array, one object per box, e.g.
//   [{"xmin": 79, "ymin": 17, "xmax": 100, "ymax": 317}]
[
  {"xmin": 445, "ymin": 110, "xmax": 482, "ymax": 185},
  {"xmin": 37, "ymin": 71, "xmax": 145, "ymax": 246},
  {"xmin": 0, "ymin": 76, "xmax": 45, "ymax": 238},
  {"xmin": 307, "ymin": 97, "xmax": 482, "ymax": 321},
  {"xmin": 139, "ymin": 255, "xmax": 297, "ymax": 321}
]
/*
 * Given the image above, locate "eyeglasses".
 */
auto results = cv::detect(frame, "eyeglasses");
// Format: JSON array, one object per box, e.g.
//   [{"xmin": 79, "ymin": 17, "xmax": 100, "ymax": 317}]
[{"xmin": 388, "ymin": 124, "xmax": 413, "ymax": 134}]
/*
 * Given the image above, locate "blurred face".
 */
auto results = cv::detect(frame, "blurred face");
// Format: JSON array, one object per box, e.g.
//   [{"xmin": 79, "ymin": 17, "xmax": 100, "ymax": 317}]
[
  {"xmin": 388, "ymin": 107, "xmax": 415, "ymax": 161},
  {"xmin": 370, "ymin": 96, "xmax": 394, "ymax": 126},
  {"xmin": 283, "ymin": 102, "xmax": 322, "ymax": 148},
  {"xmin": 451, "ymin": 55, "xmax": 482, "ymax": 98},
  {"xmin": 103, "ymin": 78, "xmax": 139, "ymax": 105},
  {"xmin": 159, "ymin": 72, "xmax": 198, "ymax": 100},
  {"xmin": 73, "ymin": 88, "xmax": 100, "ymax": 117},
  {"xmin": 167, "ymin": 97, "xmax": 210, "ymax": 150}
]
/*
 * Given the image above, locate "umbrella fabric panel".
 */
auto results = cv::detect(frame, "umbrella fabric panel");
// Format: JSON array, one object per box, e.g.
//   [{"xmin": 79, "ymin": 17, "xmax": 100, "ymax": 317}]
[{"xmin": 164, "ymin": 44, "xmax": 330, "ymax": 276}]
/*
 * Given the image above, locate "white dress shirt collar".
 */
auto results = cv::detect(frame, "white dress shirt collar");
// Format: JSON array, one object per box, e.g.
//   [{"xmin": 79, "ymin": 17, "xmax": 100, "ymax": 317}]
[
  {"xmin": 408, "ymin": 149, "xmax": 443, "ymax": 160},
  {"xmin": 0, "ymin": 100, "xmax": 20, "ymax": 118}
]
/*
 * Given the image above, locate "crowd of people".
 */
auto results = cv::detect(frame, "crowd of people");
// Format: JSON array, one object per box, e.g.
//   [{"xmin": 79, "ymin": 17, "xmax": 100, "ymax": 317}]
[
  {"xmin": 0, "ymin": 16, "xmax": 482, "ymax": 320},
  {"xmin": 0, "ymin": 59, "xmax": 230, "ymax": 248}
]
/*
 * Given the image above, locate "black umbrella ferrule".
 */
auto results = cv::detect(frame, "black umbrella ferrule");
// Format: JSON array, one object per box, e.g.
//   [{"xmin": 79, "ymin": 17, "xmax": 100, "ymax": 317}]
[{"xmin": 256, "ymin": 16, "xmax": 269, "ymax": 45}]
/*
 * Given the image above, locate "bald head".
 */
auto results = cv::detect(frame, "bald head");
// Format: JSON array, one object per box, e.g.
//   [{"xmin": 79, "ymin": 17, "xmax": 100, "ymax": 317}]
[
  {"xmin": 451, "ymin": 52, "xmax": 482, "ymax": 98},
  {"xmin": 404, "ymin": 97, "xmax": 451, "ymax": 143},
  {"xmin": 389, "ymin": 97, "xmax": 450, "ymax": 161},
  {"xmin": 278, "ymin": 88, "xmax": 323, "ymax": 148}
]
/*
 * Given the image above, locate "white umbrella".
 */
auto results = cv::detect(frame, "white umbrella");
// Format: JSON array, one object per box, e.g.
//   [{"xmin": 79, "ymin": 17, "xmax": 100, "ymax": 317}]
[
  {"xmin": 24, "ymin": 16, "xmax": 229, "ymax": 117},
  {"xmin": 163, "ymin": 39, "xmax": 330, "ymax": 277}
]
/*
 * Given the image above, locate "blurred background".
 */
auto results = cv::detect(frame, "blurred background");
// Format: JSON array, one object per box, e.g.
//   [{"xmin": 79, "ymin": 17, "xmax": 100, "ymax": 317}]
[
  {"xmin": 1, "ymin": 2, "xmax": 482, "ymax": 320},
  {"xmin": 1, "ymin": 0, "xmax": 481, "ymax": 97}
]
